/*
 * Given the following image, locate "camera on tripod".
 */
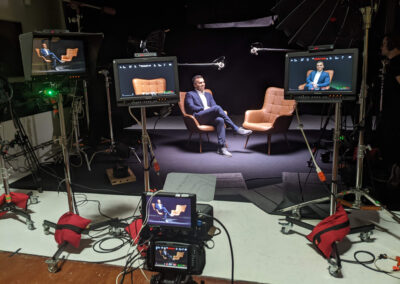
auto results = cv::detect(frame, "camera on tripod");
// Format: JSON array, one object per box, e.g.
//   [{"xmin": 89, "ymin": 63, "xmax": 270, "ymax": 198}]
[{"xmin": 140, "ymin": 192, "xmax": 214, "ymax": 283}]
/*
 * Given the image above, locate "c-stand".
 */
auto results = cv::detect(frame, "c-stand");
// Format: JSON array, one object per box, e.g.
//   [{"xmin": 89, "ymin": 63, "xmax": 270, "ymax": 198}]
[{"xmin": 0, "ymin": 133, "xmax": 38, "ymax": 230}]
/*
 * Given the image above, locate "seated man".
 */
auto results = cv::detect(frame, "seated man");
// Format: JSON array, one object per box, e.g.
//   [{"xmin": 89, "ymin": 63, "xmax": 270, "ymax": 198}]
[
  {"xmin": 184, "ymin": 75, "xmax": 252, "ymax": 157},
  {"xmin": 305, "ymin": 61, "xmax": 330, "ymax": 90},
  {"xmin": 154, "ymin": 199, "xmax": 171, "ymax": 221},
  {"xmin": 40, "ymin": 42, "xmax": 64, "ymax": 69}
]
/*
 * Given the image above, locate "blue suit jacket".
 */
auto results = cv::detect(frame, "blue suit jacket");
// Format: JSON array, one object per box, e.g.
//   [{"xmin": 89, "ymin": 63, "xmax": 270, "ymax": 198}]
[
  {"xmin": 306, "ymin": 71, "xmax": 330, "ymax": 88},
  {"xmin": 184, "ymin": 90, "xmax": 217, "ymax": 115}
]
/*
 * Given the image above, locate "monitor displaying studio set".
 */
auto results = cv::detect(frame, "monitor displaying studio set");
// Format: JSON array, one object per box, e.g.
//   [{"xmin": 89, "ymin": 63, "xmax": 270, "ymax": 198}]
[
  {"xmin": 112, "ymin": 56, "xmax": 180, "ymax": 107},
  {"xmin": 31, "ymin": 37, "xmax": 86, "ymax": 76},
  {"xmin": 19, "ymin": 31, "xmax": 103, "ymax": 81},
  {"xmin": 141, "ymin": 192, "xmax": 196, "ymax": 231},
  {"xmin": 284, "ymin": 48, "xmax": 359, "ymax": 102}
]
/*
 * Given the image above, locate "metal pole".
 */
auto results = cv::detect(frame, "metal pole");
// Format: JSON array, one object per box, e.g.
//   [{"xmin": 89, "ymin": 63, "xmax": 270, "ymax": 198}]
[
  {"xmin": 83, "ymin": 80, "xmax": 90, "ymax": 130},
  {"xmin": 58, "ymin": 93, "xmax": 74, "ymax": 213},
  {"xmin": 141, "ymin": 107, "xmax": 150, "ymax": 192},
  {"xmin": 102, "ymin": 70, "xmax": 115, "ymax": 149},
  {"xmin": 0, "ymin": 153, "xmax": 10, "ymax": 197},
  {"xmin": 330, "ymin": 102, "xmax": 341, "ymax": 215},
  {"xmin": 355, "ymin": 7, "xmax": 372, "ymax": 192}
]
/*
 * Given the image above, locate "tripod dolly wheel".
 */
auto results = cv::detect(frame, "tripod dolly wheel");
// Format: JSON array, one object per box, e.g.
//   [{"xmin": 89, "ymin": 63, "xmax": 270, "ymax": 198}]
[
  {"xmin": 328, "ymin": 258, "xmax": 342, "ymax": 278},
  {"xmin": 359, "ymin": 230, "xmax": 373, "ymax": 242},
  {"xmin": 27, "ymin": 219, "xmax": 35, "ymax": 230},
  {"xmin": 279, "ymin": 219, "xmax": 293, "ymax": 234},
  {"xmin": 43, "ymin": 223, "xmax": 50, "ymax": 235}
]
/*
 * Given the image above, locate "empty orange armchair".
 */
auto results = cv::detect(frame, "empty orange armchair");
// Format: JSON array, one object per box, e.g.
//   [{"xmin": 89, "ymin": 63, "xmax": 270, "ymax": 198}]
[
  {"xmin": 61, "ymin": 48, "xmax": 78, "ymax": 62},
  {"xmin": 298, "ymin": 70, "xmax": 334, "ymax": 90},
  {"xmin": 178, "ymin": 89, "xmax": 222, "ymax": 152},
  {"xmin": 132, "ymin": 78, "xmax": 166, "ymax": 95},
  {"xmin": 242, "ymin": 87, "xmax": 296, "ymax": 155}
]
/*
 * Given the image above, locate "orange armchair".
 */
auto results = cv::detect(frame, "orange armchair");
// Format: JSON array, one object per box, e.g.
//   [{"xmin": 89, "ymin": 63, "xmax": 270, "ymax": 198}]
[
  {"xmin": 298, "ymin": 70, "xmax": 334, "ymax": 90},
  {"xmin": 61, "ymin": 48, "xmax": 78, "ymax": 62},
  {"xmin": 132, "ymin": 78, "xmax": 166, "ymax": 95},
  {"xmin": 178, "ymin": 89, "xmax": 226, "ymax": 153},
  {"xmin": 35, "ymin": 48, "xmax": 51, "ymax": 63},
  {"xmin": 242, "ymin": 87, "xmax": 296, "ymax": 155}
]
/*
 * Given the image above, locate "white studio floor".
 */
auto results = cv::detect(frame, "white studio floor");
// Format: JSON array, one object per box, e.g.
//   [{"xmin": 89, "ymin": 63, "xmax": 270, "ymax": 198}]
[{"xmin": 1, "ymin": 182, "xmax": 400, "ymax": 284}]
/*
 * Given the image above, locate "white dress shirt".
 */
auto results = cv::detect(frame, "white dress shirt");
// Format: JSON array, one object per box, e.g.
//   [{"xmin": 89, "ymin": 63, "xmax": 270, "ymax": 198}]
[
  {"xmin": 196, "ymin": 90, "xmax": 209, "ymax": 109},
  {"xmin": 313, "ymin": 71, "xmax": 322, "ymax": 85}
]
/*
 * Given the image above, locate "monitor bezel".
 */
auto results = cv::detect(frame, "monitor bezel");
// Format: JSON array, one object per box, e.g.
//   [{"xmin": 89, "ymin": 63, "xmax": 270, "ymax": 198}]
[
  {"xmin": 112, "ymin": 56, "xmax": 180, "ymax": 107},
  {"xmin": 141, "ymin": 192, "xmax": 197, "ymax": 232},
  {"xmin": 284, "ymin": 48, "xmax": 359, "ymax": 101}
]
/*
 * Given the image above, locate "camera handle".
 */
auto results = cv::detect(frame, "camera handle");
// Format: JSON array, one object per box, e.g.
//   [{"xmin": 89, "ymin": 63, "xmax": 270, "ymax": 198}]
[{"xmin": 150, "ymin": 272, "xmax": 203, "ymax": 284}]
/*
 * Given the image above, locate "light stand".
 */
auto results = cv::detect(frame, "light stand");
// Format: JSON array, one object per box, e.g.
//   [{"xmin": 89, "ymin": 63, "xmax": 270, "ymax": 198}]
[
  {"xmin": 0, "ymin": 138, "xmax": 37, "ymax": 230},
  {"xmin": 335, "ymin": 6, "xmax": 400, "ymax": 223},
  {"xmin": 88, "ymin": 70, "xmax": 116, "ymax": 164},
  {"xmin": 42, "ymin": 93, "xmax": 126, "ymax": 273},
  {"xmin": 57, "ymin": 93, "xmax": 75, "ymax": 213},
  {"xmin": 69, "ymin": 92, "xmax": 91, "ymax": 171},
  {"xmin": 141, "ymin": 107, "xmax": 151, "ymax": 192}
]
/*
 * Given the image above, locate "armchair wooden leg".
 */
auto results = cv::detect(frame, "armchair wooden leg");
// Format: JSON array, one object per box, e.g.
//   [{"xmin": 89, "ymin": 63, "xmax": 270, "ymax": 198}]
[
  {"xmin": 267, "ymin": 134, "xmax": 271, "ymax": 155},
  {"xmin": 244, "ymin": 135, "xmax": 250, "ymax": 149},
  {"xmin": 199, "ymin": 133, "xmax": 202, "ymax": 153},
  {"xmin": 188, "ymin": 132, "xmax": 193, "ymax": 144},
  {"xmin": 206, "ymin": 133, "xmax": 210, "ymax": 142}
]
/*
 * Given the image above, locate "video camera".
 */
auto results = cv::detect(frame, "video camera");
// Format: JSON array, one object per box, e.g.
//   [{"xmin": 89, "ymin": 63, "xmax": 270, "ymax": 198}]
[{"xmin": 140, "ymin": 192, "xmax": 214, "ymax": 281}]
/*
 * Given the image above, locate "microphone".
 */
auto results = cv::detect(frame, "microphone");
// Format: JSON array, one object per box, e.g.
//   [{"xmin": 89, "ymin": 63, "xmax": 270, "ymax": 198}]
[
  {"xmin": 213, "ymin": 56, "xmax": 225, "ymax": 70},
  {"xmin": 250, "ymin": 47, "xmax": 259, "ymax": 55}
]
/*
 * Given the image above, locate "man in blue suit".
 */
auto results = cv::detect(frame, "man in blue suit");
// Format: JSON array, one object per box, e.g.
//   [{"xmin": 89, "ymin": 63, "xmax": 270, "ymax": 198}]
[
  {"xmin": 40, "ymin": 42, "xmax": 64, "ymax": 69},
  {"xmin": 305, "ymin": 61, "xmax": 330, "ymax": 90},
  {"xmin": 184, "ymin": 75, "xmax": 252, "ymax": 157}
]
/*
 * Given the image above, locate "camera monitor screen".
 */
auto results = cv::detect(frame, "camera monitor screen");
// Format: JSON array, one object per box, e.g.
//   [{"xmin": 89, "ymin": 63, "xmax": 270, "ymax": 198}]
[
  {"xmin": 284, "ymin": 48, "xmax": 359, "ymax": 102},
  {"xmin": 32, "ymin": 37, "xmax": 86, "ymax": 77},
  {"xmin": 113, "ymin": 56, "xmax": 180, "ymax": 107},
  {"xmin": 142, "ymin": 192, "xmax": 196, "ymax": 230},
  {"xmin": 154, "ymin": 242, "xmax": 189, "ymax": 271}
]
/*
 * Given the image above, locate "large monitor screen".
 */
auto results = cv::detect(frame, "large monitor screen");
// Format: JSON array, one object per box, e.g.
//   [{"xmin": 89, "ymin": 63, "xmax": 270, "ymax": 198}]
[
  {"xmin": 142, "ymin": 192, "xmax": 196, "ymax": 230},
  {"xmin": 284, "ymin": 48, "xmax": 359, "ymax": 102},
  {"xmin": 113, "ymin": 56, "xmax": 180, "ymax": 107},
  {"xmin": 32, "ymin": 37, "xmax": 86, "ymax": 76}
]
